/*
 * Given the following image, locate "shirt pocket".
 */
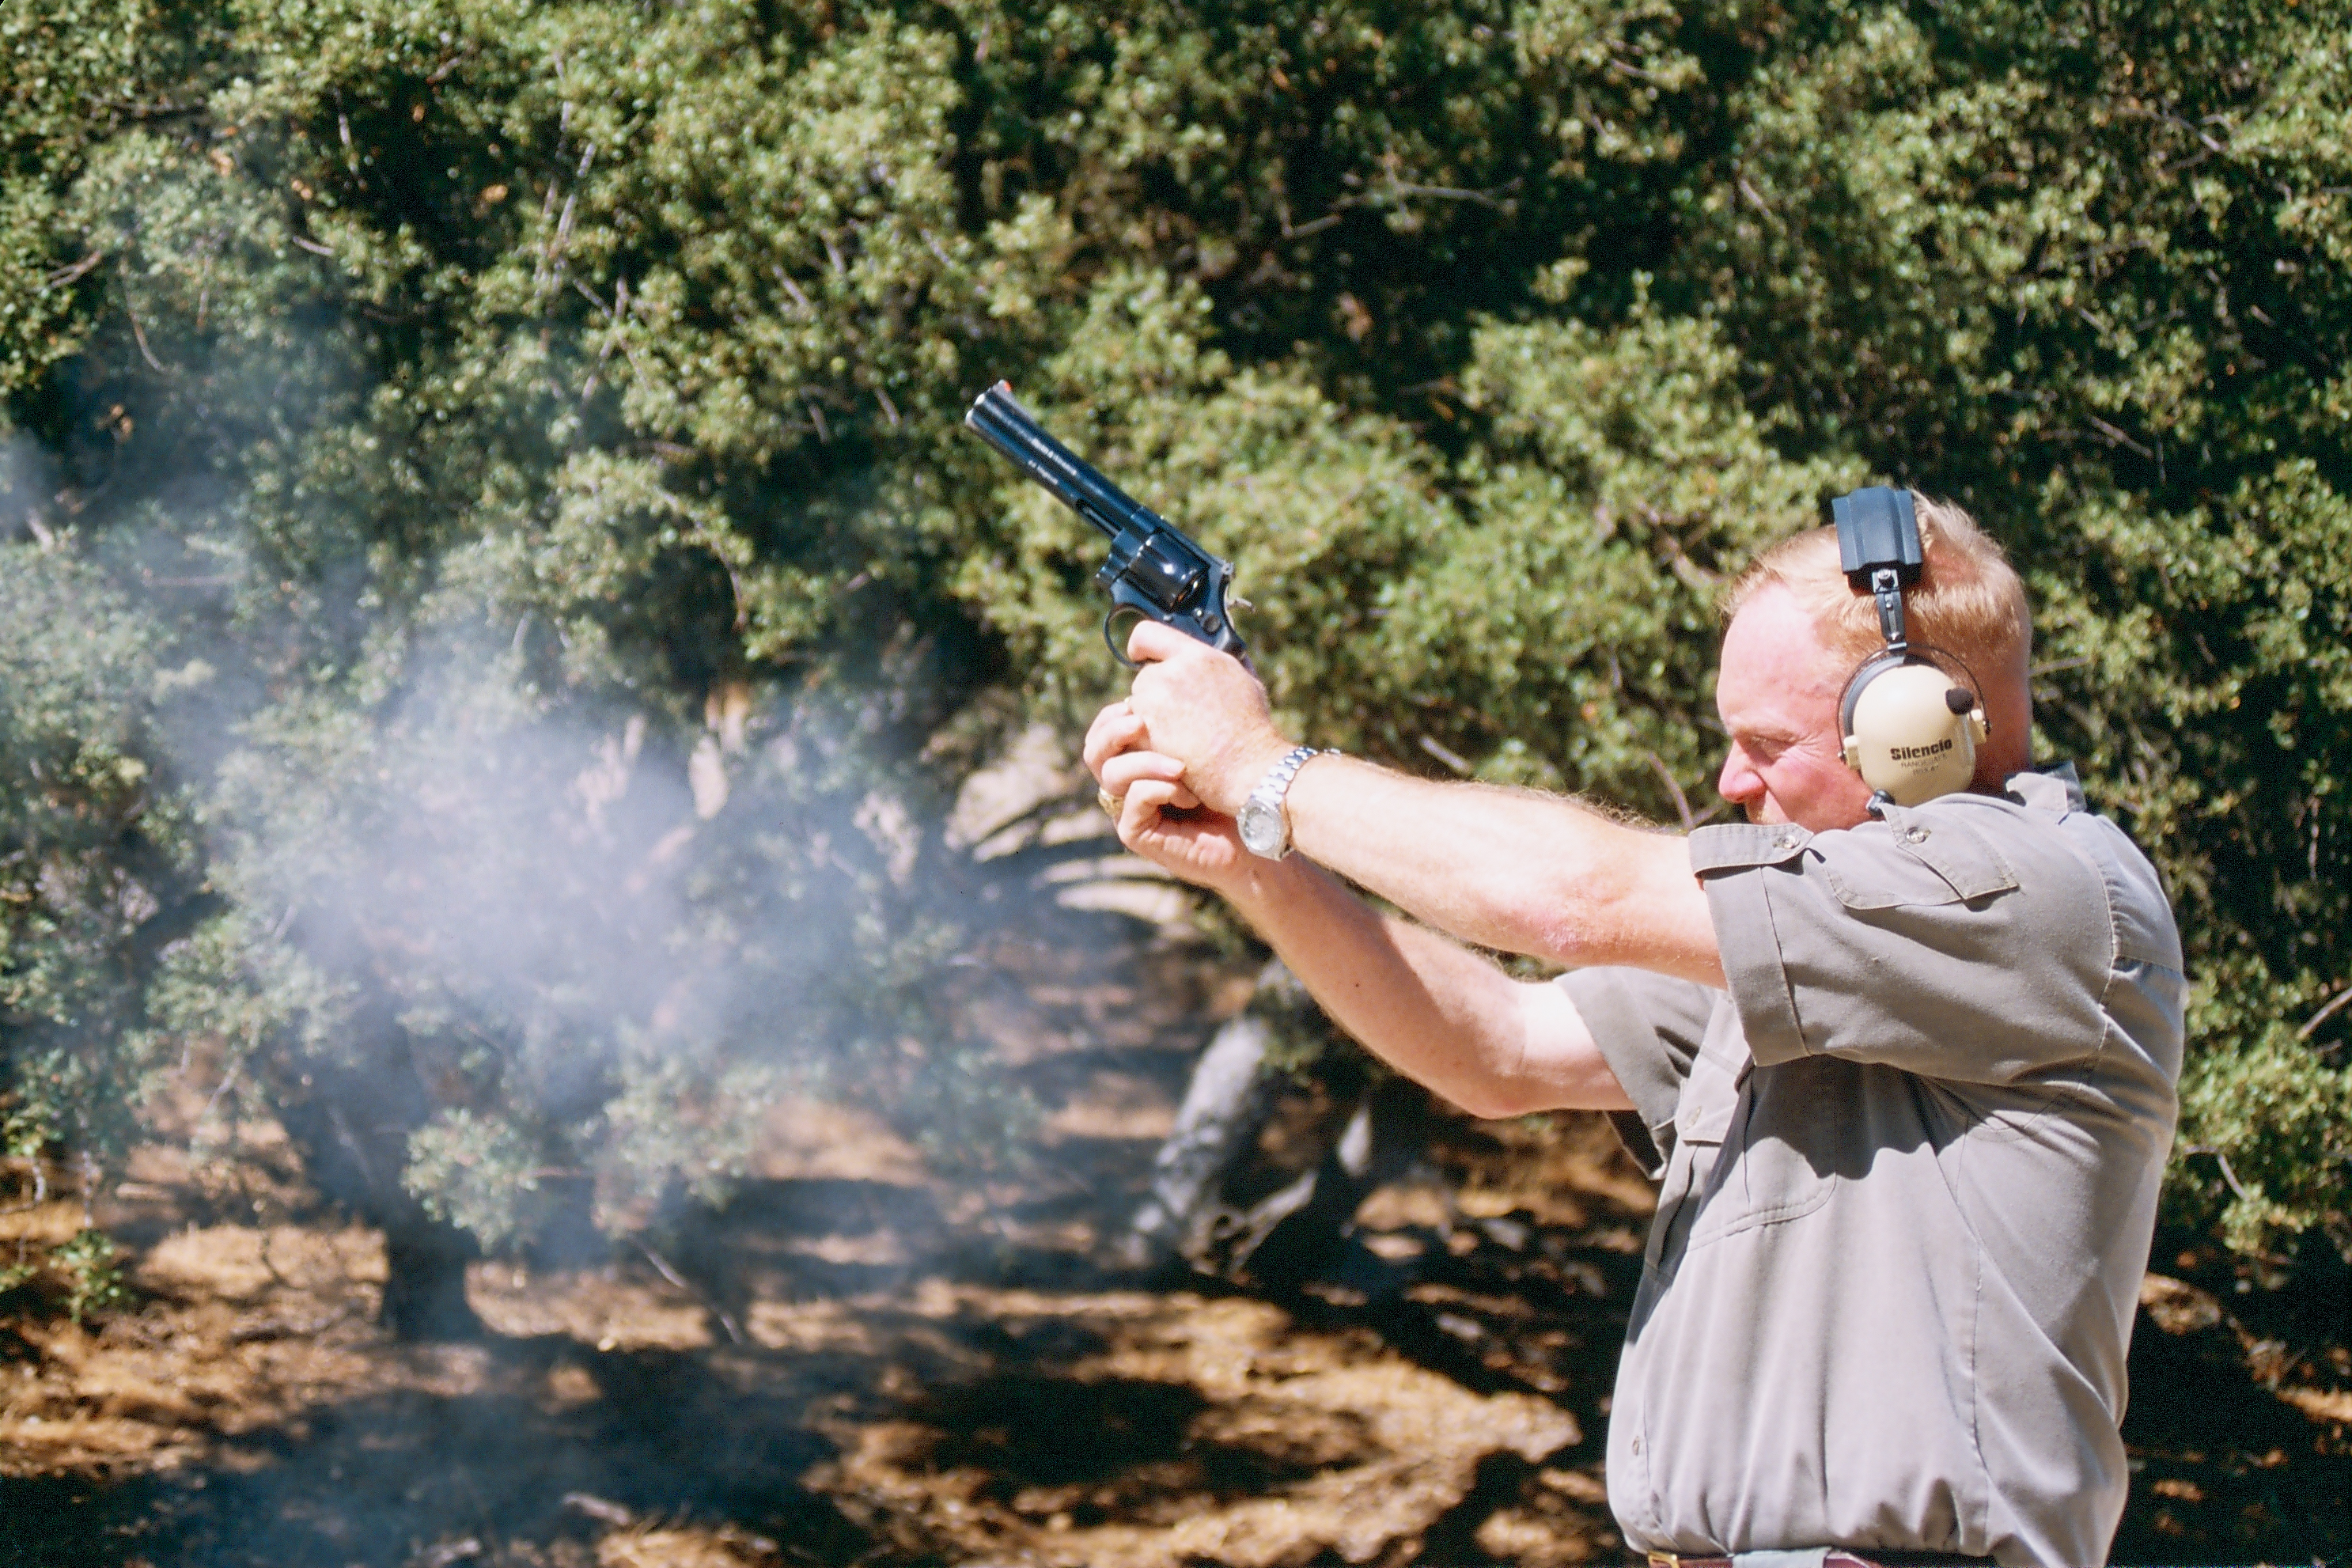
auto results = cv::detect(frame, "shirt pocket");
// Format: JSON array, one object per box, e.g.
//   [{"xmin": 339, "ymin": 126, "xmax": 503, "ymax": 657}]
[
  {"xmin": 1685, "ymin": 1055, "xmax": 1845, "ymax": 1248},
  {"xmin": 1820, "ymin": 810, "xmax": 2019, "ymax": 911},
  {"xmin": 1645, "ymin": 1040, "xmax": 1744, "ymax": 1278}
]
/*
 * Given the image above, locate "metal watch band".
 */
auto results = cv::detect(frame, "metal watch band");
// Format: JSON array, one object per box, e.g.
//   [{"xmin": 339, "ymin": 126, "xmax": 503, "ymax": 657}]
[
  {"xmin": 1241, "ymin": 744, "xmax": 1336, "ymax": 858},
  {"xmin": 1256, "ymin": 744, "xmax": 1319, "ymax": 800}
]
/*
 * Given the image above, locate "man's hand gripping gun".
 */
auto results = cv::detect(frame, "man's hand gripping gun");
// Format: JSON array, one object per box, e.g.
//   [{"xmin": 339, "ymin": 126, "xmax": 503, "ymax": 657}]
[{"xmin": 964, "ymin": 382, "xmax": 1248, "ymax": 668}]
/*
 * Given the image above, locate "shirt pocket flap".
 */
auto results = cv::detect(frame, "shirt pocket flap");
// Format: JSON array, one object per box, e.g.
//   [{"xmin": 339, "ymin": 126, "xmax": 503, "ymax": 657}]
[
  {"xmin": 1673, "ymin": 1044, "xmax": 1744, "ymax": 1145},
  {"xmin": 1675, "ymin": 1093, "xmax": 1738, "ymax": 1145},
  {"xmin": 1826, "ymin": 813, "xmax": 2020, "ymax": 909}
]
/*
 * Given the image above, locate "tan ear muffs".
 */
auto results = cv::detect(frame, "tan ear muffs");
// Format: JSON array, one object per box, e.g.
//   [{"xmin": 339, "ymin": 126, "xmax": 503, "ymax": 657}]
[{"xmin": 1839, "ymin": 655, "xmax": 1989, "ymax": 806}]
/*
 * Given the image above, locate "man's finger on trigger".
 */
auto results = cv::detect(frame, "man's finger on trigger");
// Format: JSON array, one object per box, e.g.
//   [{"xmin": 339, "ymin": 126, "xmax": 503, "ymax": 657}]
[{"xmin": 1123, "ymin": 618, "xmax": 1197, "ymax": 666}]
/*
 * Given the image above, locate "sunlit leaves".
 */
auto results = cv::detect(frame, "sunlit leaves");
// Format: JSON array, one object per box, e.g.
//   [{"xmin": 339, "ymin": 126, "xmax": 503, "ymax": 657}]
[{"xmin": 2, "ymin": 0, "xmax": 2348, "ymax": 1268}]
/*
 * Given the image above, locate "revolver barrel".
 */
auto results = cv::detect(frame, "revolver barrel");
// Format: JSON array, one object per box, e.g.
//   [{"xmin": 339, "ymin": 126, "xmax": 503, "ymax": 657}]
[{"xmin": 965, "ymin": 383, "xmax": 1147, "ymax": 540}]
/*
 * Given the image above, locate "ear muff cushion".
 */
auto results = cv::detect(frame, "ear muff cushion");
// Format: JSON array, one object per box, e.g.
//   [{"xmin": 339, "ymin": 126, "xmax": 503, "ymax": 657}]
[{"xmin": 1843, "ymin": 660, "xmax": 1981, "ymax": 805}]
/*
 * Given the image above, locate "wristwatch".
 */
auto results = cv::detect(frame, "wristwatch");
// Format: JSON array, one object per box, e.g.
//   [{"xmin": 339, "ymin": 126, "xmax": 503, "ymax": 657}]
[{"xmin": 1237, "ymin": 745, "xmax": 1334, "ymax": 860}]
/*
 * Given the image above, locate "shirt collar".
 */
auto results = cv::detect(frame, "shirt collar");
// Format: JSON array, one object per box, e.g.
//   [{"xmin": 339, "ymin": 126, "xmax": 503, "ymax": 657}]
[{"xmin": 2005, "ymin": 759, "xmax": 2087, "ymax": 814}]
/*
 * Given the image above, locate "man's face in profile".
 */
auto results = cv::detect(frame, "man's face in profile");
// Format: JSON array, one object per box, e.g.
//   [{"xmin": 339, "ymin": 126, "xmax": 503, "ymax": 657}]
[{"xmin": 1714, "ymin": 582, "xmax": 1878, "ymax": 832}]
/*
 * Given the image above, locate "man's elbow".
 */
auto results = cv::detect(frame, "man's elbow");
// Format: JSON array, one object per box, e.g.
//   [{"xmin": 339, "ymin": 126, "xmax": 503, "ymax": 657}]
[
  {"xmin": 1510, "ymin": 884, "xmax": 1622, "ymax": 971},
  {"xmin": 1445, "ymin": 1063, "xmax": 1627, "ymax": 1120},
  {"xmin": 1465, "ymin": 864, "xmax": 1604, "ymax": 967},
  {"xmin": 1468, "ymin": 831, "xmax": 1644, "ymax": 966},
  {"xmin": 1437, "ymin": 1076, "xmax": 1543, "ymax": 1123},
  {"xmin": 1437, "ymin": 1039, "xmax": 1585, "ymax": 1122},
  {"xmin": 1517, "ymin": 846, "xmax": 1703, "ymax": 975}
]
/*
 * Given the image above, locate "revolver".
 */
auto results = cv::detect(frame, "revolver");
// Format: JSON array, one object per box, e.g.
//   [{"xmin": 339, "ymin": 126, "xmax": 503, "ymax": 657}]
[{"xmin": 964, "ymin": 381, "xmax": 1248, "ymax": 668}]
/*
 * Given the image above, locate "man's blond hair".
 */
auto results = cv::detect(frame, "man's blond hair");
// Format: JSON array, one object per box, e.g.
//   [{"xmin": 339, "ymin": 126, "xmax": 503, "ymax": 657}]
[{"xmin": 1722, "ymin": 493, "xmax": 2032, "ymax": 679}]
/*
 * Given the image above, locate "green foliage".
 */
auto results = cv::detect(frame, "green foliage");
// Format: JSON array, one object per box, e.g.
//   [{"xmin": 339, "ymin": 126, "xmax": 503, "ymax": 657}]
[
  {"xmin": 2, "ymin": 0, "xmax": 2346, "ymax": 1282},
  {"xmin": 0, "ymin": 1217, "xmax": 133, "ymax": 1324},
  {"xmin": 1, "ymin": 0, "xmax": 1047, "ymax": 1282},
  {"xmin": 2177, "ymin": 1027, "xmax": 2352, "ymax": 1257},
  {"xmin": 0, "ymin": 540, "xmax": 197, "ymax": 1166},
  {"xmin": 50, "ymin": 1225, "xmax": 133, "ymax": 1321}
]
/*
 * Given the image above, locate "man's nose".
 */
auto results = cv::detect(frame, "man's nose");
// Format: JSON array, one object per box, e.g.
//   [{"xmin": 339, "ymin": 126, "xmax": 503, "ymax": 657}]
[{"xmin": 1718, "ymin": 749, "xmax": 1762, "ymax": 806}]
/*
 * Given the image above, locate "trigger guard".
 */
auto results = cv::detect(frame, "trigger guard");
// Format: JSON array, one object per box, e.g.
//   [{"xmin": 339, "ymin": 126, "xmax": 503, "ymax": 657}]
[{"xmin": 1103, "ymin": 606, "xmax": 1146, "ymax": 668}]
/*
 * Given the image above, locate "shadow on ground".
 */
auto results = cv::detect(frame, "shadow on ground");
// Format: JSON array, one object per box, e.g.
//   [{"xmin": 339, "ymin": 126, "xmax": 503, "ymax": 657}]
[
  {"xmin": 1, "ymin": 915, "xmax": 2343, "ymax": 1566},
  {"xmin": 3, "ymin": 1340, "xmax": 859, "ymax": 1568}
]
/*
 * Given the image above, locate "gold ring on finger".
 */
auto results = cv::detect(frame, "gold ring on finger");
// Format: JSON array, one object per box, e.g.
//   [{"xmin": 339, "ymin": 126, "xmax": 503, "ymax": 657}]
[{"xmin": 1097, "ymin": 787, "xmax": 1123, "ymax": 817}]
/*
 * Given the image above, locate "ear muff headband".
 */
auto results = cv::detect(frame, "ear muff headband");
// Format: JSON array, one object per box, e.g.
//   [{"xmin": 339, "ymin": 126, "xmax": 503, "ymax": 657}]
[
  {"xmin": 1832, "ymin": 486, "xmax": 1923, "ymax": 648},
  {"xmin": 1835, "ymin": 642, "xmax": 1986, "ymax": 739},
  {"xmin": 1830, "ymin": 487, "xmax": 1990, "ymax": 806}
]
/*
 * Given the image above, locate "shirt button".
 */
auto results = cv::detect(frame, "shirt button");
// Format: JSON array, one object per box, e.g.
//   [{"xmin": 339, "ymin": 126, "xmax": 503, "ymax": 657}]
[
  {"xmin": 1630, "ymin": 1436, "xmax": 1643, "ymax": 1454},
  {"xmin": 1903, "ymin": 826, "xmax": 1930, "ymax": 843}
]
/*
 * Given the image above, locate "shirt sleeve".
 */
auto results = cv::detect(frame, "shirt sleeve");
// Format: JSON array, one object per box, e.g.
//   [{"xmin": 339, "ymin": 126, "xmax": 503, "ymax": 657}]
[
  {"xmin": 1557, "ymin": 965, "xmax": 1719, "ymax": 1178},
  {"xmin": 1690, "ymin": 803, "xmax": 2111, "ymax": 1085}
]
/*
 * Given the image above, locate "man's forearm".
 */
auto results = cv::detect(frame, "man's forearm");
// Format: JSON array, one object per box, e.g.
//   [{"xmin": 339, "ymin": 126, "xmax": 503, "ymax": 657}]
[
  {"xmin": 1278, "ymin": 754, "xmax": 1725, "ymax": 988},
  {"xmin": 1115, "ymin": 627, "xmax": 1717, "ymax": 986},
  {"xmin": 1219, "ymin": 854, "xmax": 1632, "ymax": 1117}
]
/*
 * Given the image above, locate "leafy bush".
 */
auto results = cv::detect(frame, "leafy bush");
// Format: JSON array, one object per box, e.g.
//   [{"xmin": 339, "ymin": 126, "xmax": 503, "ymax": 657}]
[{"xmin": 2, "ymin": 0, "xmax": 2346, "ymax": 1313}]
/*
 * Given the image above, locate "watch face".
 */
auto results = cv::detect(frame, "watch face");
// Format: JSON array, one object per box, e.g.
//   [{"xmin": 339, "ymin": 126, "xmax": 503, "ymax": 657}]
[{"xmin": 1237, "ymin": 797, "xmax": 1286, "ymax": 858}]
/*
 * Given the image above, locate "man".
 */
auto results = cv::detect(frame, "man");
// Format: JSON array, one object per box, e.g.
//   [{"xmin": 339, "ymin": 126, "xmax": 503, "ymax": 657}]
[{"xmin": 1084, "ymin": 493, "xmax": 2183, "ymax": 1568}]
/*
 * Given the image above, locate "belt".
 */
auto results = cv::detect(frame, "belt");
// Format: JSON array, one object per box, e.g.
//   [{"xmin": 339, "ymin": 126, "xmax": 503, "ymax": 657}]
[{"xmin": 1647, "ymin": 1553, "xmax": 1989, "ymax": 1568}]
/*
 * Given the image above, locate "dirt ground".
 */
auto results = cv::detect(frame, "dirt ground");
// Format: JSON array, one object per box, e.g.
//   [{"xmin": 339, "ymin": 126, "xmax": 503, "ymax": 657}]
[{"xmin": 2, "ymin": 907, "xmax": 2346, "ymax": 1568}]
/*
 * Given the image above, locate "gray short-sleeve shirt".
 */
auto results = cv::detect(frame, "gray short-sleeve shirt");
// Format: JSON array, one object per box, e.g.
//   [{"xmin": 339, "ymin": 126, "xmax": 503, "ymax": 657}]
[{"xmin": 1562, "ymin": 766, "xmax": 2183, "ymax": 1568}]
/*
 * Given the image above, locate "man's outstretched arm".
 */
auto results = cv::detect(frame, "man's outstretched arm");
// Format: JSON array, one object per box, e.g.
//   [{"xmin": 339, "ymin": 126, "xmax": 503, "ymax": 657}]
[
  {"xmin": 1104, "ymin": 621, "xmax": 1725, "ymax": 988},
  {"xmin": 1276, "ymin": 752, "xmax": 1725, "ymax": 988},
  {"xmin": 1083, "ymin": 655, "xmax": 1702, "ymax": 1119},
  {"xmin": 1219, "ymin": 851, "xmax": 1634, "ymax": 1117}
]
